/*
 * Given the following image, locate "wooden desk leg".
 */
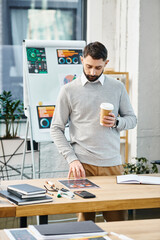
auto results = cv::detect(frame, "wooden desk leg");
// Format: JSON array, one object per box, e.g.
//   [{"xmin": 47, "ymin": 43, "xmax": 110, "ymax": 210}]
[
  {"xmin": 20, "ymin": 217, "xmax": 27, "ymax": 228},
  {"xmin": 39, "ymin": 215, "xmax": 48, "ymax": 224}
]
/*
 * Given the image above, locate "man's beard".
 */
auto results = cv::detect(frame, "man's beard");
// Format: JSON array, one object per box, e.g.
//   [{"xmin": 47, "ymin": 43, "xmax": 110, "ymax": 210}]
[{"xmin": 83, "ymin": 69, "xmax": 103, "ymax": 82}]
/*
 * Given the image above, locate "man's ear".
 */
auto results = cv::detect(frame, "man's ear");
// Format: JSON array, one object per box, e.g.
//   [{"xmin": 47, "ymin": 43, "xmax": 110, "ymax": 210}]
[
  {"xmin": 105, "ymin": 60, "xmax": 109, "ymax": 66},
  {"xmin": 80, "ymin": 56, "xmax": 83, "ymax": 64}
]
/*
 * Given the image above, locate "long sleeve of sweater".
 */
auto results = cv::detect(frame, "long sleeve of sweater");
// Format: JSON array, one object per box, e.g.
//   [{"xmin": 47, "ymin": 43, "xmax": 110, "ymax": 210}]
[
  {"xmin": 116, "ymin": 85, "xmax": 137, "ymax": 131},
  {"xmin": 50, "ymin": 86, "xmax": 78, "ymax": 163}
]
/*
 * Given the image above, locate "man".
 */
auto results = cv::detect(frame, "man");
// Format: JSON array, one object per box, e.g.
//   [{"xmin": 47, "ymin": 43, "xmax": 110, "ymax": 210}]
[{"xmin": 50, "ymin": 41, "xmax": 137, "ymax": 222}]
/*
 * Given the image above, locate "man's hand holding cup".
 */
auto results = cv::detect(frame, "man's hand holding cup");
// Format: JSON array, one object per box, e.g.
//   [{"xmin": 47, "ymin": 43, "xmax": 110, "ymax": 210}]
[{"xmin": 100, "ymin": 103, "xmax": 115, "ymax": 127}]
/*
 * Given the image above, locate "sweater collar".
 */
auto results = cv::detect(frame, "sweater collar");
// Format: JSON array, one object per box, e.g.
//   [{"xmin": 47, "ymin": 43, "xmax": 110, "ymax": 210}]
[{"xmin": 81, "ymin": 72, "xmax": 104, "ymax": 86}]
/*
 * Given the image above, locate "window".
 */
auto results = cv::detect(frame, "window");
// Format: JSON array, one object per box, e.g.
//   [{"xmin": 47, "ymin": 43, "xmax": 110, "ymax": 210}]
[{"xmin": 0, "ymin": 0, "xmax": 86, "ymax": 101}]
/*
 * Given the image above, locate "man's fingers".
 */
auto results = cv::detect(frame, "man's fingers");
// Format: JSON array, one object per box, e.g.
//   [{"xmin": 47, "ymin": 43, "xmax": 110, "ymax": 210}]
[
  {"xmin": 74, "ymin": 167, "xmax": 80, "ymax": 179},
  {"xmin": 74, "ymin": 167, "xmax": 84, "ymax": 179},
  {"xmin": 67, "ymin": 169, "xmax": 72, "ymax": 179},
  {"xmin": 68, "ymin": 165, "xmax": 79, "ymax": 179},
  {"xmin": 103, "ymin": 114, "xmax": 116, "ymax": 127},
  {"xmin": 80, "ymin": 167, "xmax": 86, "ymax": 178},
  {"xmin": 68, "ymin": 160, "xmax": 86, "ymax": 179}
]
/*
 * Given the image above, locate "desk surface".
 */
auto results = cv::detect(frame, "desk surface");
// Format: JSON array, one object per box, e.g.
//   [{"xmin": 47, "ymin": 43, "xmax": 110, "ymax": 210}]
[
  {"xmin": 0, "ymin": 175, "xmax": 160, "ymax": 218},
  {"xmin": 0, "ymin": 219, "xmax": 160, "ymax": 240},
  {"xmin": 98, "ymin": 219, "xmax": 160, "ymax": 240}
]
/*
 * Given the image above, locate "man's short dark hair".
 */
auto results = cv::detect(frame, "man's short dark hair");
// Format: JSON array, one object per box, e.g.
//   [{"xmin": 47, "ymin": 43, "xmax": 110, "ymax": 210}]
[{"xmin": 83, "ymin": 41, "xmax": 108, "ymax": 61}]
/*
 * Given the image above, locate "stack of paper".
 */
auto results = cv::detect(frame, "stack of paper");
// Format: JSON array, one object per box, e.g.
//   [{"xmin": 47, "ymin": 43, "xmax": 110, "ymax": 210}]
[
  {"xmin": 0, "ymin": 184, "xmax": 53, "ymax": 205},
  {"xmin": 28, "ymin": 221, "xmax": 107, "ymax": 240}
]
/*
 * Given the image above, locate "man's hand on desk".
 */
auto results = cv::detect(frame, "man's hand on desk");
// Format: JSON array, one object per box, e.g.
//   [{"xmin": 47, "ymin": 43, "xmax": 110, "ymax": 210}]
[{"xmin": 68, "ymin": 160, "xmax": 86, "ymax": 179}]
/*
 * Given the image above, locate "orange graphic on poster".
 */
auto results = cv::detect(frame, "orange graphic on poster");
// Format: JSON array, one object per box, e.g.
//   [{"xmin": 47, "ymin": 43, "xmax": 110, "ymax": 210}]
[
  {"xmin": 57, "ymin": 50, "xmax": 79, "ymax": 58},
  {"xmin": 38, "ymin": 106, "xmax": 55, "ymax": 118}
]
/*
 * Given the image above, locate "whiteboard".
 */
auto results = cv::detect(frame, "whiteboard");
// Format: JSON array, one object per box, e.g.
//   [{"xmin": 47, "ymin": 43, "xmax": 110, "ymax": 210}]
[{"xmin": 23, "ymin": 40, "xmax": 86, "ymax": 142}]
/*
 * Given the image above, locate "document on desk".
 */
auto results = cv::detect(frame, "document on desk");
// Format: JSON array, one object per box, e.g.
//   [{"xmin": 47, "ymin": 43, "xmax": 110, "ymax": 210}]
[
  {"xmin": 5, "ymin": 229, "xmax": 110, "ymax": 240},
  {"xmin": 4, "ymin": 229, "xmax": 37, "ymax": 240},
  {"xmin": 58, "ymin": 178, "xmax": 100, "ymax": 189},
  {"xmin": 117, "ymin": 174, "xmax": 160, "ymax": 185},
  {"xmin": 28, "ymin": 221, "xmax": 107, "ymax": 240}
]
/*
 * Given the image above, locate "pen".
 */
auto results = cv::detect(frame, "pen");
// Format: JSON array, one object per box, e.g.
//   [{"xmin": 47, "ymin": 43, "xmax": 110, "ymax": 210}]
[
  {"xmin": 61, "ymin": 191, "xmax": 75, "ymax": 199},
  {"xmin": 58, "ymin": 193, "xmax": 71, "ymax": 199},
  {"xmin": 47, "ymin": 191, "xmax": 54, "ymax": 196},
  {"xmin": 57, "ymin": 190, "xmax": 75, "ymax": 199},
  {"xmin": 46, "ymin": 180, "xmax": 55, "ymax": 189}
]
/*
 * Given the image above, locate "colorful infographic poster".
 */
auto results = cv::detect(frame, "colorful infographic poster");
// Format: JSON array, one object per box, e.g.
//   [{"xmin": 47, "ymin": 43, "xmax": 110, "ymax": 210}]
[{"xmin": 37, "ymin": 105, "xmax": 55, "ymax": 129}]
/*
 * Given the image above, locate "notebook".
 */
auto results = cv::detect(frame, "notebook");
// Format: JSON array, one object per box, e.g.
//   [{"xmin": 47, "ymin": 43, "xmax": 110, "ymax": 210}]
[
  {"xmin": 7, "ymin": 184, "xmax": 46, "ymax": 195},
  {"xmin": 8, "ymin": 189, "xmax": 46, "ymax": 199},
  {"xmin": 0, "ymin": 190, "xmax": 53, "ymax": 206},
  {"xmin": 28, "ymin": 221, "xmax": 107, "ymax": 240},
  {"xmin": 117, "ymin": 174, "xmax": 160, "ymax": 185}
]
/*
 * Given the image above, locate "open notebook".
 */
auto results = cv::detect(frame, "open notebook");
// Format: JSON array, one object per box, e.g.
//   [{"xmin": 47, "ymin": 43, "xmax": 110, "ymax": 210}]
[{"xmin": 117, "ymin": 174, "xmax": 160, "ymax": 185}]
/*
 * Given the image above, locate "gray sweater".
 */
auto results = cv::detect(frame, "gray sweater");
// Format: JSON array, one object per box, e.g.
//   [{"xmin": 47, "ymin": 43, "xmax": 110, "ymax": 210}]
[{"xmin": 50, "ymin": 75, "xmax": 137, "ymax": 167}]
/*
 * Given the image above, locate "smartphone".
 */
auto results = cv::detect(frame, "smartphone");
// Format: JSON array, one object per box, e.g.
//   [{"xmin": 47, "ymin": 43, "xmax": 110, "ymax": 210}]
[{"xmin": 74, "ymin": 190, "xmax": 96, "ymax": 199}]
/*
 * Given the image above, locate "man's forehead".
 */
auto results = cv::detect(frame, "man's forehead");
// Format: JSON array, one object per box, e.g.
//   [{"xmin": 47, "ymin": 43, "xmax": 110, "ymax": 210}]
[{"xmin": 83, "ymin": 55, "xmax": 105, "ymax": 66}]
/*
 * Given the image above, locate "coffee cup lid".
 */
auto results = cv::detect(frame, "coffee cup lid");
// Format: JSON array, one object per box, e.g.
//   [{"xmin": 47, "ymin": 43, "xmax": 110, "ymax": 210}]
[{"xmin": 100, "ymin": 102, "xmax": 114, "ymax": 110}]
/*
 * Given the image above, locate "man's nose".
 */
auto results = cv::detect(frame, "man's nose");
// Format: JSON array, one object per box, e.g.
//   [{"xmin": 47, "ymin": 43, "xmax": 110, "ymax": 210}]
[{"xmin": 90, "ymin": 69, "xmax": 96, "ymax": 75}]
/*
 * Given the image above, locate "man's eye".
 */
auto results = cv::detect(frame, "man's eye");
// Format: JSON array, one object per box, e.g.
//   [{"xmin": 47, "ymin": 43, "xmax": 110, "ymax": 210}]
[{"xmin": 96, "ymin": 67, "xmax": 102, "ymax": 70}]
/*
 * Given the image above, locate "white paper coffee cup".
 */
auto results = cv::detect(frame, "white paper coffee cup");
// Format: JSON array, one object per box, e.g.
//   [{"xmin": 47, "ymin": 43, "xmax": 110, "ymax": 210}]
[{"xmin": 100, "ymin": 103, "xmax": 114, "ymax": 125}]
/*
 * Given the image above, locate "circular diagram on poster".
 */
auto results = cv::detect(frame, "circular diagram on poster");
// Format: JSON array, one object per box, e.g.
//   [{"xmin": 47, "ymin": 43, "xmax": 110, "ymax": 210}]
[{"xmin": 64, "ymin": 74, "xmax": 76, "ymax": 84}]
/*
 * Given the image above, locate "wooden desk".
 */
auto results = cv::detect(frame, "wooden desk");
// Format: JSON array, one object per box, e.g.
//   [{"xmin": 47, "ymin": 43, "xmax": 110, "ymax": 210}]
[
  {"xmin": 0, "ymin": 219, "xmax": 160, "ymax": 240},
  {"xmin": 1, "ymin": 175, "xmax": 160, "ymax": 219},
  {"xmin": 98, "ymin": 219, "xmax": 160, "ymax": 240},
  {"xmin": 0, "ymin": 198, "xmax": 16, "ymax": 218}
]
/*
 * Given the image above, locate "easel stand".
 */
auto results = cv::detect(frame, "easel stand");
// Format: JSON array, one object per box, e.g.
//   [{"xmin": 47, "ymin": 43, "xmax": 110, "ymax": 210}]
[
  {"xmin": 21, "ymin": 105, "xmax": 37, "ymax": 179},
  {"xmin": 0, "ymin": 138, "xmax": 30, "ymax": 180}
]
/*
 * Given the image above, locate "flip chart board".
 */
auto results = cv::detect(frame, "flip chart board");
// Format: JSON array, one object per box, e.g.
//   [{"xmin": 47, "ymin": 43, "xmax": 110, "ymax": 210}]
[{"xmin": 23, "ymin": 40, "xmax": 86, "ymax": 142}]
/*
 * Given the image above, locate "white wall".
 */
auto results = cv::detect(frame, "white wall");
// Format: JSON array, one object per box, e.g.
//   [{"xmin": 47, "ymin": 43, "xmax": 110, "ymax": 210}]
[
  {"xmin": 116, "ymin": 0, "xmax": 139, "ymax": 160},
  {"xmin": 87, "ymin": 0, "xmax": 116, "ymax": 69},
  {"xmin": 87, "ymin": 0, "xmax": 103, "ymax": 43},
  {"xmin": 87, "ymin": 0, "xmax": 160, "ymax": 163},
  {"xmin": 125, "ymin": 0, "xmax": 140, "ymax": 160},
  {"xmin": 137, "ymin": 0, "xmax": 160, "ymax": 161}
]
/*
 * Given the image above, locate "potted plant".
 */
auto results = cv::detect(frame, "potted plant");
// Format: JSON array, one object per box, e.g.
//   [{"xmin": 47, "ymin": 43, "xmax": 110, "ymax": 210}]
[
  {"xmin": 0, "ymin": 90, "xmax": 24, "ymax": 179},
  {"xmin": 123, "ymin": 157, "xmax": 158, "ymax": 219},
  {"xmin": 123, "ymin": 157, "xmax": 158, "ymax": 175},
  {"xmin": 0, "ymin": 90, "xmax": 24, "ymax": 138}
]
